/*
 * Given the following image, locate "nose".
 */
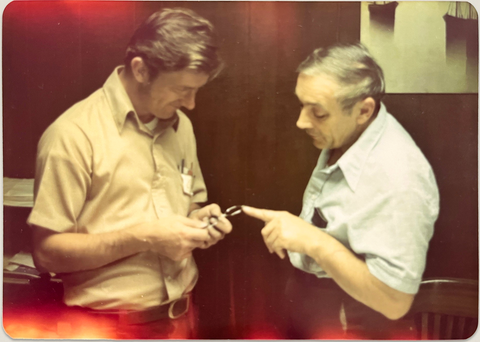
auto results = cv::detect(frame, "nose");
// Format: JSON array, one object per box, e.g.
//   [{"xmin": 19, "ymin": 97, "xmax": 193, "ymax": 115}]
[
  {"xmin": 296, "ymin": 108, "xmax": 312, "ymax": 130},
  {"xmin": 181, "ymin": 90, "xmax": 196, "ymax": 110}
]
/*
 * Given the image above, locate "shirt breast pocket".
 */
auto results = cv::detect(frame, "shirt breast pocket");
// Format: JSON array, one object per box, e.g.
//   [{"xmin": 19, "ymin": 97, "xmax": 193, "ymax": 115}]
[{"xmin": 312, "ymin": 208, "xmax": 328, "ymax": 228}]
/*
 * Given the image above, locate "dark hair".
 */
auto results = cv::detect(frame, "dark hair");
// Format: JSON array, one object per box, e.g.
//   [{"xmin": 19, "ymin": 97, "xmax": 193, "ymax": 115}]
[
  {"xmin": 124, "ymin": 8, "xmax": 223, "ymax": 80},
  {"xmin": 297, "ymin": 42, "xmax": 385, "ymax": 112}
]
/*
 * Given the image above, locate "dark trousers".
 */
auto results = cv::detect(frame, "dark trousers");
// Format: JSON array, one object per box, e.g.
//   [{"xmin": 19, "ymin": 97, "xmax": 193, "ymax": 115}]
[
  {"xmin": 284, "ymin": 269, "xmax": 347, "ymax": 339},
  {"xmin": 283, "ymin": 268, "xmax": 415, "ymax": 339}
]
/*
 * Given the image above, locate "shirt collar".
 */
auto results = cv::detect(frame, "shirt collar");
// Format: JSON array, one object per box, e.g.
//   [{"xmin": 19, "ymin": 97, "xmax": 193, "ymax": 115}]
[
  {"xmin": 103, "ymin": 66, "xmax": 179, "ymax": 134},
  {"xmin": 336, "ymin": 102, "xmax": 388, "ymax": 192},
  {"xmin": 157, "ymin": 114, "xmax": 180, "ymax": 132}
]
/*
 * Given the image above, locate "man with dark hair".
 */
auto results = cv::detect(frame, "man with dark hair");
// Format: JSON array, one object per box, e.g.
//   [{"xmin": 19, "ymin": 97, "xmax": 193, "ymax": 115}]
[
  {"xmin": 243, "ymin": 43, "xmax": 439, "ymax": 338},
  {"xmin": 123, "ymin": 9, "xmax": 223, "ymax": 80},
  {"xmin": 28, "ymin": 8, "xmax": 230, "ymax": 338}
]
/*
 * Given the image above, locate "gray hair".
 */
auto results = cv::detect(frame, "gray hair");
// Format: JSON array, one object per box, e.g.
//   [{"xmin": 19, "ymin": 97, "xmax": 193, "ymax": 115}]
[
  {"xmin": 297, "ymin": 43, "xmax": 385, "ymax": 112},
  {"xmin": 125, "ymin": 8, "xmax": 224, "ymax": 80}
]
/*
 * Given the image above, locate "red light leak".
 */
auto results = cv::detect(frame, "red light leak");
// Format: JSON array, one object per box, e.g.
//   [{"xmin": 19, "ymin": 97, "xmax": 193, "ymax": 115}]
[
  {"xmin": 4, "ymin": 305, "xmax": 116, "ymax": 339},
  {"xmin": 245, "ymin": 325, "xmax": 418, "ymax": 340},
  {"xmin": 4, "ymin": 301, "xmax": 197, "ymax": 339},
  {"xmin": 4, "ymin": 302, "xmax": 419, "ymax": 339},
  {"xmin": 243, "ymin": 323, "xmax": 283, "ymax": 339}
]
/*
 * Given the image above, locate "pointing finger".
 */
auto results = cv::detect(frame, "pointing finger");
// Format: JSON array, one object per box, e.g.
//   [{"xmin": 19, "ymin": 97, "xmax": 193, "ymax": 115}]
[{"xmin": 242, "ymin": 206, "xmax": 278, "ymax": 223}]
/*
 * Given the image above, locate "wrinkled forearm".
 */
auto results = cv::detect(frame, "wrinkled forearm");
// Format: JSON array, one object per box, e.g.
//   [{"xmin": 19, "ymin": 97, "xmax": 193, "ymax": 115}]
[
  {"xmin": 32, "ymin": 224, "xmax": 151, "ymax": 274},
  {"xmin": 304, "ymin": 231, "xmax": 414, "ymax": 319}
]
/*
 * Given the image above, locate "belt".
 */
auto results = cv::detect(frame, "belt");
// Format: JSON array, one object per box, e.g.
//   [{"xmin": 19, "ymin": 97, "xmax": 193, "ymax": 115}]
[{"xmin": 87, "ymin": 294, "xmax": 190, "ymax": 325}]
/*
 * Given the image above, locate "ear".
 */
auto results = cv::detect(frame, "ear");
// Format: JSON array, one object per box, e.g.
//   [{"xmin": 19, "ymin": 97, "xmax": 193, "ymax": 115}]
[
  {"xmin": 130, "ymin": 57, "xmax": 150, "ymax": 84},
  {"xmin": 356, "ymin": 97, "xmax": 376, "ymax": 125}
]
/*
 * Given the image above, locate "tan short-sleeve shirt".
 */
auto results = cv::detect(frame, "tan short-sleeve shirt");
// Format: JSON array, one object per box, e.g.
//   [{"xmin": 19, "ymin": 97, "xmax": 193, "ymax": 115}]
[{"xmin": 28, "ymin": 67, "xmax": 208, "ymax": 310}]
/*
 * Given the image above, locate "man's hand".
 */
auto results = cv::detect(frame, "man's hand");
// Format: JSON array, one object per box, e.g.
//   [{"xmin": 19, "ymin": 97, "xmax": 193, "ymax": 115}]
[
  {"xmin": 242, "ymin": 205, "xmax": 321, "ymax": 259},
  {"xmin": 243, "ymin": 205, "xmax": 415, "ymax": 319},
  {"xmin": 140, "ymin": 215, "xmax": 211, "ymax": 261},
  {"xmin": 32, "ymin": 214, "xmax": 212, "ymax": 273},
  {"xmin": 189, "ymin": 204, "xmax": 233, "ymax": 248}
]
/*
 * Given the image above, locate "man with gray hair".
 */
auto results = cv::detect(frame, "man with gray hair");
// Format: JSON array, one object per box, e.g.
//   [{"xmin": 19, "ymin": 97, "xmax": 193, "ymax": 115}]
[
  {"xmin": 243, "ymin": 43, "xmax": 439, "ymax": 338},
  {"xmin": 28, "ymin": 8, "xmax": 231, "ymax": 338}
]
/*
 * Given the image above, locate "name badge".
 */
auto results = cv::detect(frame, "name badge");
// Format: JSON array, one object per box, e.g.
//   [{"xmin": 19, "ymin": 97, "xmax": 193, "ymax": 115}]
[
  {"xmin": 179, "ymin": 159, "xmax": 194, "ymax": 196},
  {"xmin": 181, "ymin": 173, "xmax": 194, "ymax": 196}
]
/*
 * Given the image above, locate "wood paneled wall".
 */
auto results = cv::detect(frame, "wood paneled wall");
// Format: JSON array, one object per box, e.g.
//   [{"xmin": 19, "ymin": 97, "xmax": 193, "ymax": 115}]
[{"xmin": 3, "ymin": 1, "xmax": 477, "ymax": 338}]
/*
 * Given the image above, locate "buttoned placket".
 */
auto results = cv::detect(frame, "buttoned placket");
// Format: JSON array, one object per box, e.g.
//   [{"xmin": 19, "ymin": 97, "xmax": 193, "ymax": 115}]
[
  {"xmin": 299, "ymin": 164, "xmax": 338, "ymax": 271},
  {"xmin": 146, "ymin": 124, "xmax": 187, "ymax": 302},
  {"xmin": 129, "ymin": 114, "xmax": 172, "ymax": 218},
  {"xmin": 150, "ymin": 128, "xmax": 171, "ymax": 218},
  {"xmin": 303, "ymin": 164, "xmax": 337, "ymax": 225}
]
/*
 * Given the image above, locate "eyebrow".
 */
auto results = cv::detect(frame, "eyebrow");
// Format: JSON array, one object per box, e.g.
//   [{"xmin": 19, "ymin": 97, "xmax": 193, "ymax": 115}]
[
  {"xmin": 298, "ymin": 99, "xmax": 324, "ymax": 108},
  {"xmin": 304, "ymin": 102, "xmax": 323, "ymax": 107},
  {"xmin": 295, "ymin": 93, "xmax": 319, "ymax": 106}
]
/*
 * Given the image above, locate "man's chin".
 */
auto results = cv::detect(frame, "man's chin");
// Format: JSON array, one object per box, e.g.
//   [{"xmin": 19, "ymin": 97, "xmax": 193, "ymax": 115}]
[
  {"xmin": 312, "ymin": 138, "xmax": 326, "ymax": 150},
  {"xmin": 156, "ymin": 109, "xmax": 178, "ymax": 120}
]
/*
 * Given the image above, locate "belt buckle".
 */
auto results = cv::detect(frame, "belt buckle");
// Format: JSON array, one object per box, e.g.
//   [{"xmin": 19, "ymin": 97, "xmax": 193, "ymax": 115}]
[{"xmin": 168, "ymin": 294, "xmax": 190, "ymax": 319}]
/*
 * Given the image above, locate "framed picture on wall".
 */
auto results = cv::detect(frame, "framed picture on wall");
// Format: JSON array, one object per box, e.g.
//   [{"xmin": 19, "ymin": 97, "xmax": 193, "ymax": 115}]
[{"xmin": 361, "ymin": 1, "xmax": 478, "ymax": 93}]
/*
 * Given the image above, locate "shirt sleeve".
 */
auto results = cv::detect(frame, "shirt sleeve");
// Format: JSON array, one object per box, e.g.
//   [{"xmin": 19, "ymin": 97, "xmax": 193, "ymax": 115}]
[
  {"xmin": 348, "ymin": 185, "xmax": 439, "ymax": 294},
  {"xmin": 27, "ymin": 120, "xmax": 92, "ymax": 233}
]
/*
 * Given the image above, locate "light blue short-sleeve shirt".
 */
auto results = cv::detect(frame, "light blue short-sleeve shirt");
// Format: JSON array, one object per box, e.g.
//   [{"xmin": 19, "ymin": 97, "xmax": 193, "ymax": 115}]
[{"xmin": 288, "ymin": 103, "xmax": 440, "ymax": 294}]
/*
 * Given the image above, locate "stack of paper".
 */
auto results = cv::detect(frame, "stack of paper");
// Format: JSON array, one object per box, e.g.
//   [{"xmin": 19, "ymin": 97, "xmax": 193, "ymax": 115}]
[{"xmin": 3, "ymin": 177, "xmax": 34, "ymax": 207}]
